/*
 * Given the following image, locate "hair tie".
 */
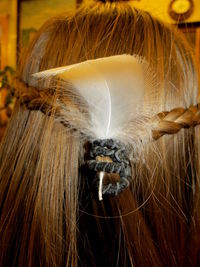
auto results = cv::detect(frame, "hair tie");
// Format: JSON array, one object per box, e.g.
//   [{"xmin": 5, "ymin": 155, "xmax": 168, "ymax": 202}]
[{"xmin": 86, "ymin": 139, "xmax": 131, "ymax": 200}]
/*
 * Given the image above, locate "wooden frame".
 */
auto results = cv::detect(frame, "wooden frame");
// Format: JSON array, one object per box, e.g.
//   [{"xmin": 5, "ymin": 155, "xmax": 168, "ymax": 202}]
[
  {"xmin": 195, "ymin": 27, "xmax": 200, "ymax": 64},
  {"xmin": 178, "ymin": 22, "xmax": 200, "ymax": 60},
  {"xmin": 0, "ymin": 15, "xmax": 9, "ymax": 69}
]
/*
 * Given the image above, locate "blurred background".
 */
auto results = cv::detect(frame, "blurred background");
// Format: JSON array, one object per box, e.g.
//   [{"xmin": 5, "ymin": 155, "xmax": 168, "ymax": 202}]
[{"xmin": 0, "ymin": 0, "xmax": 199, "ymax": 139}]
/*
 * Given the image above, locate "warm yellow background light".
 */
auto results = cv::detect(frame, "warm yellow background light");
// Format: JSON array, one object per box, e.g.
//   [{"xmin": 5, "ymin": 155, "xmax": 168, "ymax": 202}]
[{"xmin": 0, "ymin": 0, "xmax": 200, "ymax": 69}]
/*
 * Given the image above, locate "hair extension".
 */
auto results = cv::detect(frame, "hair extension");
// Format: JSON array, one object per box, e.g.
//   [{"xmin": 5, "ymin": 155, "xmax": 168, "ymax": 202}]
[{"xmin": 0, "ymin": 0, "xmax": 200, "ymax": 266}]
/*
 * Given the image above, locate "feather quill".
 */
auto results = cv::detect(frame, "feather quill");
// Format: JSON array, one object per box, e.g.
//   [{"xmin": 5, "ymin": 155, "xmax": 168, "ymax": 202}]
[{"xmin": 33, "ymin": 54, "xmax": 159, "ymax": 200}]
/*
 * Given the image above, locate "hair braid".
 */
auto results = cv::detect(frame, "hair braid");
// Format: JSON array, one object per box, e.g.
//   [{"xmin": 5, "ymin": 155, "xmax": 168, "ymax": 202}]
[
  {"xmin": 152, "ymin": 104, "xmax": 200, "ymax": 140},
  {"xmin": 11, "ymin": 78, "xmax": 55, "ymax": 112},
  {"xmin": 11, "ymin": 78, "xmax": 200, "ymax": 139},
  {"xmin": 11, "ymin": 78, "xmax": 77, "ymax": 129}
]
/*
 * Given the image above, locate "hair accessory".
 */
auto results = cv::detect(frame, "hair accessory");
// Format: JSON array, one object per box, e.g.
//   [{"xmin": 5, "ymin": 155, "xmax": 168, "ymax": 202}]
[
  {"xmin": 87, "ymin": 139, "xmax": 131, "ymax": 200},
  {"xmin": 10, "ymin": 54, "xmax": 200, "ymax": 200},
  {"xmin": 32, "ymin": 54, "xmax": 152, "ymax": 200}
]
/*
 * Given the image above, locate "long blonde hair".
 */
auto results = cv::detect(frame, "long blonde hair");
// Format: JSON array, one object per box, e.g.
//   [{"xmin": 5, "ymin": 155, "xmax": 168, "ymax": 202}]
[{"xmin": 0, "ymin": 1, "xmax": 200, "ymax": 266}]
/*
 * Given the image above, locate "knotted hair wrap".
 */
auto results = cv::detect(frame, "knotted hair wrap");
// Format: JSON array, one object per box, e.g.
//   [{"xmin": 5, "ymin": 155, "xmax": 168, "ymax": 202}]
[{"xmin": 86, "ymin": 139, "xmax": 132, "ymax": 199}]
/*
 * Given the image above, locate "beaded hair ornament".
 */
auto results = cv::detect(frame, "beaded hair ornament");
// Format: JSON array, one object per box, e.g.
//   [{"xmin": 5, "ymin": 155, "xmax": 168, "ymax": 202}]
[{"xmin": 12, "ymin": 55, "xmax": 200, "ymax": 200}]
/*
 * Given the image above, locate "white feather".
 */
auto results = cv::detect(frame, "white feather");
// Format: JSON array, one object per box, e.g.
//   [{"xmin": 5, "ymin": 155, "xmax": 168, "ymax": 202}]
[
  {"xmin": 33, "ymin": 54, "xmax": 160, "ymax": 200},
  {"xmin": 33, "ymin": 54, "xmax": 155, "ymax": 142}
]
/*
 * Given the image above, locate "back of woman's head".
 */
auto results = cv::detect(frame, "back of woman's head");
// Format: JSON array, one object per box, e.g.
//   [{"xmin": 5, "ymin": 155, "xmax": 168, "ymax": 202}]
[{"xmin": 0, "ymin": 0, "xmax": 199, "ymax": 266}]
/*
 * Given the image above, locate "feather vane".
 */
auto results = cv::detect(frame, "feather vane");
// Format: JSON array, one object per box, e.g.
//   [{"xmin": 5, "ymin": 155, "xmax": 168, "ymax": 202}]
[
  {"xmin": 33, "ymin": 54, "xmax": 160, "ymax": 200},
  {"xmin": 33, "ymin": 54, "xmax": 155, "ymax": 143}
]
